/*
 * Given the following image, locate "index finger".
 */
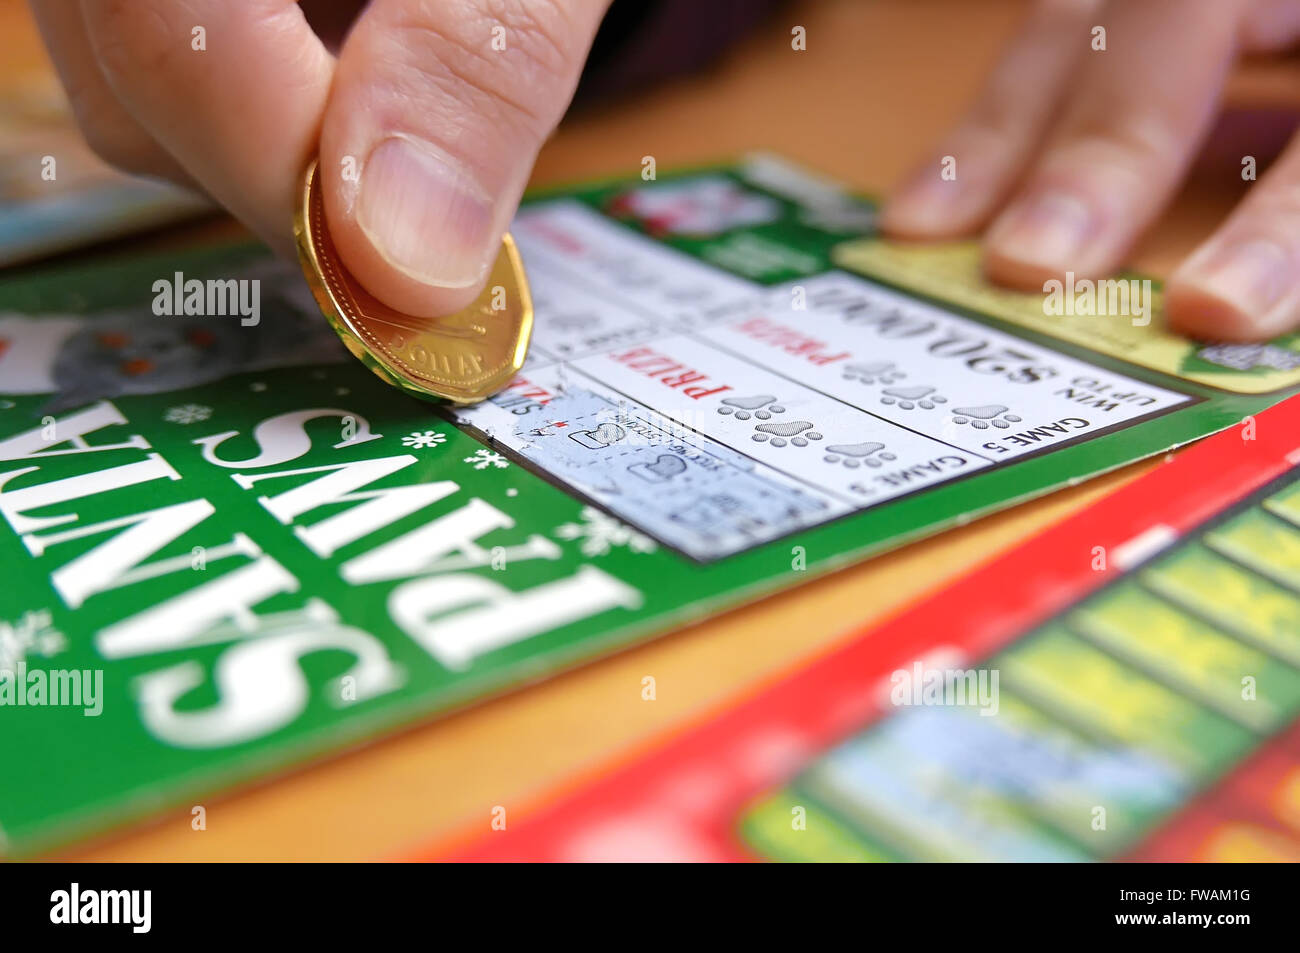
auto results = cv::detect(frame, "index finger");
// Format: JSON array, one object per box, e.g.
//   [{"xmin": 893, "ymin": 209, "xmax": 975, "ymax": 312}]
[{"xmin": 79, "ymin": 0, "xmax": 334, "ymax": 257}]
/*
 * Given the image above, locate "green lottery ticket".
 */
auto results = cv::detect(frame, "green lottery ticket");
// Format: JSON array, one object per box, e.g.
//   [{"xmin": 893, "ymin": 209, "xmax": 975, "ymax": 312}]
[{"xmin": 1, "ymin": 154, "xmax": 1297, "ymax": 854}]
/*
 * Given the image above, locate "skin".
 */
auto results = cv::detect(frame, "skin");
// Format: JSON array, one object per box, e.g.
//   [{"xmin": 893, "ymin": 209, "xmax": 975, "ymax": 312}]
[
  {"xmin": 30, "ymin": 0, "xmax": 1300, "ymax": 339},
  {"xmin": 31, "ymin": 0, "xmax": 611, "ymax": 318},
  {"xmin": 881, "ymin": 0, "xmax": 1300, "ymax": 341}
]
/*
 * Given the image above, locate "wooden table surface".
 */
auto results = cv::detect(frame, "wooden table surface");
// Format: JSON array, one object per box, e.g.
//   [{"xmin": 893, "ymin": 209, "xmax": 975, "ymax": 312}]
[{"xmin": 3, "ymin": 0, "xmax": 1294, "ymax": 860}]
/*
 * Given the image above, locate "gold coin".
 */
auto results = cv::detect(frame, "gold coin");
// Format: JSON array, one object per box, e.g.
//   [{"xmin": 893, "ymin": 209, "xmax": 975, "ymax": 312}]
[{"xmin": 293, "ymin": 158, "xmax": 533, "ymax": 405}]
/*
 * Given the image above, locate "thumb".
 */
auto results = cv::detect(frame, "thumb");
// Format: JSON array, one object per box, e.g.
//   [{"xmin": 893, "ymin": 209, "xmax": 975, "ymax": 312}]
[{"xmin": 319, "ymin": 0, "xmax": 608, "ymax": 318}]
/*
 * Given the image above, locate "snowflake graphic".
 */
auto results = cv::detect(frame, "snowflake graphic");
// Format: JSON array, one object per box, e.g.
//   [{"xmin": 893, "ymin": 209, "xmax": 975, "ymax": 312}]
[
  {"xmin": 554, "ymin": 506, "xmax": 657, "ymax": 557},
  {"xmin": 0, "ymin": 609, "xmax": 67, "ymax": 672},
  {"xmin": 163, "ymin": 403, "xmax": 212, "ymax": 425},
  {"xmin": 402, "ymin": 430, "xmax": 447, "ymax": 449},
  {"xmin": 463, "ymin": 448, "xmax": 510, "ymax": 470}
]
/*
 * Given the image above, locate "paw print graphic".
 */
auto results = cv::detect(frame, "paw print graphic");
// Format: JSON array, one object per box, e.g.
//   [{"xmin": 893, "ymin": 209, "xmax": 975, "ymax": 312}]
[
  {"xmin": 951, "ymin": 404, "xmax": 1023, "ymax": 430},
  {"xmin": 822, "ymin": 441, "xmax": 897, "ymax": 469},
  {"xmin": 880, "ymin": 385, "xmax": 947, "ymax": 411},
  {"xmin": 717, "ymin": 394, "xmax": 786, "ymax": 420},
  {"xmin": 841, "ymin": 361, "xmax": 905, "ymax": 386},
  {"xmin": 751, "ymin": 420, "xmax": 824, "ymax": 448}
]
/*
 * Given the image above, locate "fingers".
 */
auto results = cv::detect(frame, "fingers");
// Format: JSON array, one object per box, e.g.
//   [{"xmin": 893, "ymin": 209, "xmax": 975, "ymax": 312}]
[
  {"xmin": 27, "ymin": 1, "xmax": 194, "ymax": 186},
  {"xmin": 319, "ymin": 0, "xmax": 610, "ymax": 317},
  {"xmin": 1166, "ymin": 130, "xmax": 1300, "ymax": 340},
  {"xmin": 984, "ymin": 0, "xmax": 1254, "ymax": 289},
  {"xmin": 1241, "ymin": 0, "xmax": 1300, "ymax": 52},
  {"xmin": 880, "ymin": 0, "xmax": 1102, "ymax": 238},
  {"xmin": 79, "ymin": 0, "xmax": 335, "ymax": 257}
]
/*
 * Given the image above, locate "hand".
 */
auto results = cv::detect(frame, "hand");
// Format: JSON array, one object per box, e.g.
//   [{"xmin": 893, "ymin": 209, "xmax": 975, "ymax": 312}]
[
  {"xmin": 880, "ymin": 0, "xmax": 1300, "ymax": 341},
  {"xmin": 32, "ymin": 0, "xmax": 609, "ymax": 317}
]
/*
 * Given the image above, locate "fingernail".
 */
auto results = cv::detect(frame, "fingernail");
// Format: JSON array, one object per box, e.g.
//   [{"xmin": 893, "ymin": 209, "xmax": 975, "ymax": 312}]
[
  {"xmin": 1185, "ymin": 239, "xmax": 1291, "ymax": 323},
  {"xmin": 990, "ymin": 191, "xmax": 1094, "ymax": 267},
  {"xmin": 357, "ymin": 136, "xmax": 494, "ymax": 288}
]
